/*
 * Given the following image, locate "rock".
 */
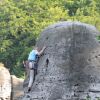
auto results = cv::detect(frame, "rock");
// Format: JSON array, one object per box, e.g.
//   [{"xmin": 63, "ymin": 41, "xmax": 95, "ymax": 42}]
[
  {"xmin": 22, "ymin": 21, "xmax": 100, "ymax": 100},
  {"xmin": 0, "ymin": 63, "xmax": 24, "ymax": 100},
  {"xmin": 11, "ymin": 75, "xmax": 24, "ymax": 100},
  {"xmin": 0, "ymin": 63, "xmax": 11, "ymax": 100}
]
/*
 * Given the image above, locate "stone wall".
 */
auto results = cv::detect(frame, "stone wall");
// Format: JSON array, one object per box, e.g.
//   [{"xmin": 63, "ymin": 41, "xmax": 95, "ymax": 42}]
[{"xmin": 23, "ymin": 21, "xmax": 100, "ymax": 100}]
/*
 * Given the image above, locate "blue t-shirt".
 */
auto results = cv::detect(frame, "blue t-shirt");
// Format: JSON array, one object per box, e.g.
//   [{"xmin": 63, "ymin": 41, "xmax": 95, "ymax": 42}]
[{"xmin": 28, "ymin": 50, "xmax": 38, "ymax": 61}]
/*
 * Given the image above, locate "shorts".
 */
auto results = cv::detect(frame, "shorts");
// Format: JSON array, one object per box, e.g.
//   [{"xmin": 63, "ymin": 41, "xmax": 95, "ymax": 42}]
[
  {"xmin": 29, "ymin": 61, "xmax": 35, "ymax": 70},
  {"xmin": 29, "ymin": 61, "xmax": 37, "ymax": 70}
]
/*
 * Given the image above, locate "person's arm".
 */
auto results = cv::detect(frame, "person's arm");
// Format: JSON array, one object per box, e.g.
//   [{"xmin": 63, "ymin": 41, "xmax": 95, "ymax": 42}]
[{"xmin": 38, "ymin": 46, "xmax": 46, "ymax": 56}]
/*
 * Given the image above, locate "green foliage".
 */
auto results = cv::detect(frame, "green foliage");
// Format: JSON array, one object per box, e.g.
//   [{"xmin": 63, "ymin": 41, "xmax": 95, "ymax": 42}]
[{"xmin": 0, "ymin": 0, "xmax": 100, "ymax": 77}]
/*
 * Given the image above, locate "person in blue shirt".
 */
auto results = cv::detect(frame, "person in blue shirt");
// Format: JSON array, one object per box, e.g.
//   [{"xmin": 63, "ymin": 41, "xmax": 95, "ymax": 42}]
[{"xmin": 28, "ymin": 46, "xmax": 46, "ymax": 92}]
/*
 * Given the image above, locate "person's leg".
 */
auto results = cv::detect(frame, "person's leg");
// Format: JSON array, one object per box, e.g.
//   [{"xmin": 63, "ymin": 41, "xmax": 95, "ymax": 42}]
[
  {"xmin": 33, "ymin": 63, "xmax": 38, "ymax": 82},
  {"xmin": 28, "ymin": 69, "xmax": 34, "ymax": 91},
  {"xmin": 34, "ymin": 68, "xmax": 37, "ymax": 75},
  {"xmin": 28, "ymin": 62, "xmax": 34, "ymax": 92},
  {"xmin": 33, "ymin": 69, "xmax": 37, "ymax": 82},
  {"xmin": 34, "ymin": 63, "xmax": 38, "ymax": 75}
]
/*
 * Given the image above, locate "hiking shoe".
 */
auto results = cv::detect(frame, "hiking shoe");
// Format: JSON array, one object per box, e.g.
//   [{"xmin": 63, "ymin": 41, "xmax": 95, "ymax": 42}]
[{"xmin": 28, "ymin": 87, "xmax": 31, "ymax": 92}]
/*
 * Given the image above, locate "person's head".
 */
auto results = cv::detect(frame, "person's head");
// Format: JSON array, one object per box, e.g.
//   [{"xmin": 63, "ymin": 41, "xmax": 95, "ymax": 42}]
[{"xmin": 34, "ymin": 47, "xmax": 40, "ymax": 52}]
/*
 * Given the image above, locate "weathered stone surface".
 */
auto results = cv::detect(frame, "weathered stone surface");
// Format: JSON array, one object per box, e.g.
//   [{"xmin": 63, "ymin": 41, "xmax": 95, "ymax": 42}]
[
  {"xmin": 11, "ymin": 75, "xmax": 24, "ymax": 100},
  {"xmin": 0, "ymin": 63, "xmax": 11, "ymax": 100},
  {"xmin": 23, "ymin": 21, "xmax": 100, "ymax": 100}
]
